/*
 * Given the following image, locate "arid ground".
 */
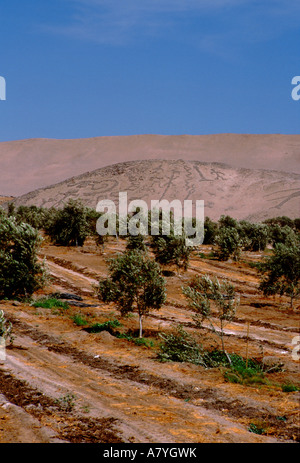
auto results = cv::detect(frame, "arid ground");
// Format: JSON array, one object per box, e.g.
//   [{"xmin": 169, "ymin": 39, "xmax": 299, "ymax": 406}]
[
  {"xmin": 0, "ymin": 236, "xmax": 299, "ymax": 443},
  {"xmin": 1, "ymin": 134, "xmax": 300, "ymax": 197}
]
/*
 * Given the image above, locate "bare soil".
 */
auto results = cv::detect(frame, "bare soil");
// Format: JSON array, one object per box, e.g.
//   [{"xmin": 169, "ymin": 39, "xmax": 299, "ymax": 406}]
[{"xmin": 0, "ymin": 237, "xmax": 299, "ymax": 443}]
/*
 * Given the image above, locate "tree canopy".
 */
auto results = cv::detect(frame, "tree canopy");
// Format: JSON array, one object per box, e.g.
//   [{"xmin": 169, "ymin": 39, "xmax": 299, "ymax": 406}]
[
  {"xmin": 97, "ymin": 250, "xmax": 166, "ymax": 337},
  {"xmin": 0, "ymin": 215, "xmax": 47, "ymax": 299}
]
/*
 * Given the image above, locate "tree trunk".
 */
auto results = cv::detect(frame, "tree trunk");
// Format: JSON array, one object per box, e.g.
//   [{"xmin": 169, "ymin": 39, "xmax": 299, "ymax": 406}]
[{"xmin": 139, "ymin": 314, "xmax": 143, "ymax": 338}]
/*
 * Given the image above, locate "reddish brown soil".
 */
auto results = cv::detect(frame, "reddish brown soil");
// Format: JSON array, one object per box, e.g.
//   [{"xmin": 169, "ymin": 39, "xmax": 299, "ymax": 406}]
[{"xmin": 0, "ymin": 237, "xmax": 299, "ymax": 443}]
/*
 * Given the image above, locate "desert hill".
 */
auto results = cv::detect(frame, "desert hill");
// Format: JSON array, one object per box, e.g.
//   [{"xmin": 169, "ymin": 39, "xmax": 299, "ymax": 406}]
[
  {"xmin": 0, "ymin": 134, "xmax": 300, "ymax": 197},
  {"xmin": 5, "ymin": 159, "xmax": 300, "ymax": 222}
]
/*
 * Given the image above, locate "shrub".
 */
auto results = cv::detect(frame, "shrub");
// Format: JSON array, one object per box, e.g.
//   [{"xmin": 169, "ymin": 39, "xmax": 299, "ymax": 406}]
[
  {"xmin": 157, "ymin": 325, "xmax": 206, "ymax": 366},
  {"xmin": 32, "ymin": 297, "xmax": 69, "ymax": 310},
  {"xmin": 281, "ymin": 382, "xmax": 299, "ymax": 392},
  {"xmin": 117, "ymin": 332, "xmax": 154, "ymax": 348},
  {"xmin": 126, "ymin": 234, "xmax": 146, "ymax": 251},
  {"xmin": 248, "ymin": 422, "xmax": 267, "ymax": 435},
  {"xmin": 86, "ymin": 319, "xmax": 121, "ymax": 334},
  {"xmin": 0, "ymin": 216, "xmax": 47, "ymax": 300},
  {"xmin": 55, "ymin": 393, "xmax": 76, "ymax": 412},
  {"xmin": 72, "ymin": 313, "xmax": 89, "ymax": 326}
]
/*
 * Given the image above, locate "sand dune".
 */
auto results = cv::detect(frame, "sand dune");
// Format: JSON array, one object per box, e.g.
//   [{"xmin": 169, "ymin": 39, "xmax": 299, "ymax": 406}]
[{"xmin": 1, "ymin": 134, "xmax": 299, "ymax": 196}]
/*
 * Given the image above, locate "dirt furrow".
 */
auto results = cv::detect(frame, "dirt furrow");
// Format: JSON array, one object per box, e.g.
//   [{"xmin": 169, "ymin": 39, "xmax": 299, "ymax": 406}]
[
  {"xmin": 3, "ymin": 314, "xmax": 298, "ymax": 442},
  {"xmin": 43, "ymin": 256, "xmax": 298, "ymax": 357}
]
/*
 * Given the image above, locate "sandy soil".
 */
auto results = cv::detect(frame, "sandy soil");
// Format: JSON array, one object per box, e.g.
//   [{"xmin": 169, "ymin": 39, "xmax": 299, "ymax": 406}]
[{"xmin": 0, "ymin": 237, "xmax": 299, "ymax": 443}]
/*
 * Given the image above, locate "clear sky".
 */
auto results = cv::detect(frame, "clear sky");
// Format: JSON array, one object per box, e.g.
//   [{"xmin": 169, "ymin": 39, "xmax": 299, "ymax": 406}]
[{"xmin": 0, "ymin": 0, "xmax": 299, "ymax": 142}]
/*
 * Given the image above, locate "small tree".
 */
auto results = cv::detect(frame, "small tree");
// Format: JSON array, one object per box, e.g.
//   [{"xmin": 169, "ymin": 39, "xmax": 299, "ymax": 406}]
[
  {"xmin": 13, "ymin": 205, "xmax": 48, "ymax": 230},
  {"xmin": 203, "ymin": 217, "xmax": 218, "ymax": 245},
  {"xmin": 126, "ymin": 234, "xmax": 146, "ymax": 251},
  {"xmin": 45, "ymin": 199, "xmax": 89, "ymax": 246},
  {"xmin": 0, "ymin": 216, "xmax": 47, "ymax": 299},
  {"xmin": 218, "ymin": 215, "xmax": 239, "ymax": 229},
  {"xmin": 85, "ymin": 208, "xmax": 106, "ymax": 249},
  {"xmin": 239, "ymin": 221, "xmax": 269, "ymax": 252},
  {"xmin": 151, "ymin": 234, "xmax": 191, "ymax": 271},
  {"xmin": 97, "ymin": 250, "xmax": 166, "ymax": 338},
  {"xmin": 267, "ymin": 224, "xmax": 298, "ymax": 247},
  {"xmin": 182, "ymin": 274, "xmax": 239, "ymax": 358},
  {"xmin": 215, "ymin": 226, "xmax": 243, "ymax": 261},
  {"xmin": 258, "ymin": 239, "xmax": 300, "ymax": 310}
]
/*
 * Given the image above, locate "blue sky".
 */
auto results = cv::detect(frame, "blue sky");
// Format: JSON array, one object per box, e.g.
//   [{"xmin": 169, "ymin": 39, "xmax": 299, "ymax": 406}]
[{"xmin": 0, "ymin": 0, "xmax": 299, "ymax": 141}]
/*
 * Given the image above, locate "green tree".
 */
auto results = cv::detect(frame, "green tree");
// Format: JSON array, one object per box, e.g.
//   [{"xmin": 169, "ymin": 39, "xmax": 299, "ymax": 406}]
[
  {"xmin": 182, "ymin": 274, "xmax": 239, "ymax": 358},
  {"xmin": 0, "ymin": 216, "xmax": 47, "ymax": 299},
  {"xmin": 45, "ymin": 199, "xmax": 89, "ymax": 246},
  {"xmin": 151, "ymin": 233, "xmax": 191, "ymax": 271},
  {"xmin": 258, "ymin": 239, "xmax": 300, "ymax": 309},
  {"xmin": 267, "ymin": 224, "xmax": 297, "ymax": 247},
  {"xmin": 293, "ymin": 218, "xmax": 300, "ymax": 232},
  {"xmin": 97, "ymin": 250, "xmax": 166, "ymax": 338},
  {"xmin": 14, "ymin": 205, "xmax": 49, "ymax": 230},
  {"xmin": 215, "ymin": 226, "xmax": 243, "ymax": 261},
  {"xmin": 126, "ymin": 233, "xmax": 146, "ymax": 251},
  {"xmin": 263, "ymin": 216, "xmax": 295, "ymax": 229},
  {"xmin": 218, "ymin": 215, "xmax": 239, "ymax": 229},
  {"xmin": 203, "ymin": 217, "xmax": 218, "ymax": 245},
  {"xmin": 85, "ymin": 208, "xmax": 106, "ymax": 249},
  {"xmin": 239, "ymin": 221, "xmax": 269, "ymax": 252}
]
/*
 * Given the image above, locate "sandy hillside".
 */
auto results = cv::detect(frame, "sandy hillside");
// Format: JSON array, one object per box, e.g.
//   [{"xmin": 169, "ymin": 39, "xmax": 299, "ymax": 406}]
[
  {"xmin": 5, "ymin": 159, "xmax": 300, "ymax": 222},
  {"xmin": 0, "ymin": 134, "xmax": 299, "ymax": 197}
]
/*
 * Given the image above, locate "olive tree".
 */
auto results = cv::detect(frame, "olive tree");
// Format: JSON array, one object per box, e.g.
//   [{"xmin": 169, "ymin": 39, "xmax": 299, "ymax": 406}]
[
  {"xmin": 182, "ymin": 274, "xmax": 239, "ymax": 359},
  {"xmin": 45, "ymin": 199, "xmax": 89, "ymax": 246},
  {"xmin": 0, "ymin": 215, "xmax": 47, "ymax": 299},
  {"xmin": 214, "ymin": 226, "xmax": 243, "ymax": 261},
  {"xmin": 239, "ymin": 221, "xmax": 269, "ymax": 252},
  {"xmin": 126, "ymin": 234, "xmax": 146, "ymax": 251},
  {"xmin": 151, "ymin": 234, "xmax": 192, "ymax": 271},
  {"xmin": 258, "ymin": 238, "xmax": 300, "ymax": 310},
  {"xmin": 98, "ymin": 250, "xmax": 166, "ymax": 338}
]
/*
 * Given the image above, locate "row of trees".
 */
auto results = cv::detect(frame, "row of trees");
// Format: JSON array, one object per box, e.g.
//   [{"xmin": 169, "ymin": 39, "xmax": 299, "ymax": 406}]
[
  {"xmin": 1, "ymin": 201, "xmax": 299, "ymax": 321},
  {"xmin": 5, "ymin": 201, "xmax": 300, "ymax": 259},
  {"xmin": 204, "ymin": 214, "xmax": 299, "ymax": 261},
  {"xmin": 8, "ymin": 200, "xmax": 193, "ymax": 270}
]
